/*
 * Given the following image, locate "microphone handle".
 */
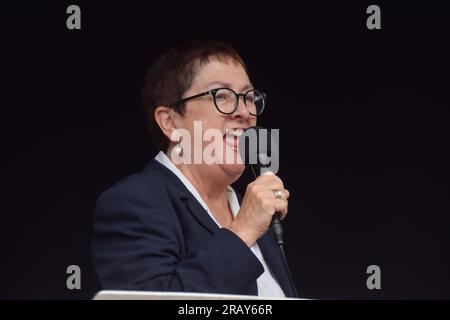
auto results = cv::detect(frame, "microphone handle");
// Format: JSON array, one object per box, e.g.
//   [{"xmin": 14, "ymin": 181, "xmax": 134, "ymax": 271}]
[{"xmin": 271, "ymin": 213, "xmax": 284, "ymax": 246}]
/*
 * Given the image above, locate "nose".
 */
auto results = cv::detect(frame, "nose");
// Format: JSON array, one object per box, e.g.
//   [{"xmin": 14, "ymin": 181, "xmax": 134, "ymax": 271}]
[{"xmin": 230, "ymin": 95, "xmax": 250, "ymax": 120}]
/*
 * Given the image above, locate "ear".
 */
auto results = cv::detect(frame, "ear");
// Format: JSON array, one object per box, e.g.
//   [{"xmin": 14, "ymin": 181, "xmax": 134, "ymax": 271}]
[{"xmin": 154, "ymin": 106, "xmax": 180, "ymax": 142}]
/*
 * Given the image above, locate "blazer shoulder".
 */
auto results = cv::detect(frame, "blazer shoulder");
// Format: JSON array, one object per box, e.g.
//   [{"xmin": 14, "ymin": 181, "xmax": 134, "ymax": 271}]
[{"xmin": 95, "ymin": 159, "xmax": 181, "ymax": 212}]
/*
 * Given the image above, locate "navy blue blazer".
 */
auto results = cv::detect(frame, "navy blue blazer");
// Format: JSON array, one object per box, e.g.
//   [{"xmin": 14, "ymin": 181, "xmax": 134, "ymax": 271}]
[{"xmin": 92, "ymin": 158, "xmax": 296, "ymax": 297}]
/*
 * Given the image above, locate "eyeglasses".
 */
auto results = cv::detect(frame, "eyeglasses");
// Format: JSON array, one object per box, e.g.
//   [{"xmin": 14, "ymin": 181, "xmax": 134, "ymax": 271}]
[{"xmin": 170, "ymin": 87, "xmax": 266, "ymax": 116}]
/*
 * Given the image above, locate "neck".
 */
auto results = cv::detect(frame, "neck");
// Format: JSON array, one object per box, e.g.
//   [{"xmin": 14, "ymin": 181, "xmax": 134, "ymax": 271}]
[{"xmin": 166, "ymin": 150, "xmax": 230, "ymax": 204}]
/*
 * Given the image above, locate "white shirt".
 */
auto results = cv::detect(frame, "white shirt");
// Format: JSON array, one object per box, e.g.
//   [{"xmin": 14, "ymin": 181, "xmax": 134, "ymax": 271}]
[{"xmin": 155, "ymin": 151, "xmax": 286, "ymax": 298}]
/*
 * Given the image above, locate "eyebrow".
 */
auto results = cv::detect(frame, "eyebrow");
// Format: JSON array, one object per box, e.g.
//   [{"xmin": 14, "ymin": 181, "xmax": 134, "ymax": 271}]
[{"xmin": 206, "ymin": 81, "xmax": 254, "ymax": 92}]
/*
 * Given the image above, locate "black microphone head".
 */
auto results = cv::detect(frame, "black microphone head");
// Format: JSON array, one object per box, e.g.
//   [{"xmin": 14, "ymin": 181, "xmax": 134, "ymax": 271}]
[{"xmin": 238, "ymin": 126, "xmax": 279, "ymax": 174}]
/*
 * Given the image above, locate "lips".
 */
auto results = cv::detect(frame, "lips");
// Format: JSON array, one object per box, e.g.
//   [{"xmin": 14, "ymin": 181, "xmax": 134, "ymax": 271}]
[{"xmin": 223, "ymin": 128, "xmax": 245, "ymax": 150}]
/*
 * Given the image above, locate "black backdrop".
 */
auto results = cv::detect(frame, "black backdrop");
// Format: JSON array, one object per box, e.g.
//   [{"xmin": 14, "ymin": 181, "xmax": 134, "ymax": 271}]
[{"xmin": 3, "ymin": 1, "xmax": 450, "ymax": 299}]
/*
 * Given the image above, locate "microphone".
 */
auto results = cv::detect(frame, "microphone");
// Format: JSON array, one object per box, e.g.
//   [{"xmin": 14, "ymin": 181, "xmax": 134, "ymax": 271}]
[{"xmin": 238, "ymin": 126, "xmax": 284, "ymax": 246}]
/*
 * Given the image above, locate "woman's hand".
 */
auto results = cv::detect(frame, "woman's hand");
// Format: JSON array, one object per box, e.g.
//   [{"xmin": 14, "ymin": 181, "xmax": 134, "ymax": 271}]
[{"xmin": 228, "ymin": 171, "xmax": 290, "ymax": 247}]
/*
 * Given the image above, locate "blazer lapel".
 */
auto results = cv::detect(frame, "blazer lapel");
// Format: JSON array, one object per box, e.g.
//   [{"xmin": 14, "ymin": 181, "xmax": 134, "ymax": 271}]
[
  {"xmin": 181, "ymin": 194, "xmax": 219, "ymax": 235},
  {"xmin": 257, "ymin": 232, "xmax": 294, "ymax": 297},
  {"xmin": 148, "ymin": 159, "xmax": 220, "ymax": 235}
]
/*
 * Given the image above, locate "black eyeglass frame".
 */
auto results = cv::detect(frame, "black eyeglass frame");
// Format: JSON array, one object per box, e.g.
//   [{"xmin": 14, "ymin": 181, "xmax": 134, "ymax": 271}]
[{"xmin": 170, "ymin": 87, "xmax": 266, "ymax": 116}]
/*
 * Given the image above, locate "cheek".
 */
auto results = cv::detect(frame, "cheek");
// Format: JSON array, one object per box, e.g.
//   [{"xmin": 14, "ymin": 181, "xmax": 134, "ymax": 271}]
[
  {"xmin": 183, "ymin": 116, "xmax": 226, "ymax": 153},
  {"xmin": 202, "ymin": 119, "xmax": 226, "ymax": 148},
  {"xmin": 203, "ymin": 118, "xmax": 226, "ymax": 131},
  {"xmin": 185, "ymin": 105, "xmax": 225, "ymax": 129}
]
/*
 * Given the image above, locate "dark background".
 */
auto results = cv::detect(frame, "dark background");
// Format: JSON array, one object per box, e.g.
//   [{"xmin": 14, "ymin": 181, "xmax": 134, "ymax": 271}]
[{"xmin": 3, "ymin": 1, "xmax": 449, "ymax": 299}]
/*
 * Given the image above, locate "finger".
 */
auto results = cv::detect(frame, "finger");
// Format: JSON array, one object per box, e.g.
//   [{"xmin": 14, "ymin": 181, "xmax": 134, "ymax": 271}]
[
  {"xmin": 254, "ymin": 176, "xmax": 284, "ymax": 191},
  {"xmin": 260, "ymin": 189, "xmax": 289, "ymax": 201},
  {"xmin": 256, "ymin": 172, "xmax": 282, "ymax": 183},
  {"xmin": 273, "ymin": 199, "xmax": 288, "ymax": 216},
  {"xmin": 276, "ymin": 203, "xmax": 288, "ymax": 220},
  {"xmin": 277, "ymin": 189, "xmax": 289, "ymax": 200}
]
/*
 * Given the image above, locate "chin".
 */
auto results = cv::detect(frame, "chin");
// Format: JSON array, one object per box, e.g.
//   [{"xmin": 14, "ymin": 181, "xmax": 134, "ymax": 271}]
[{"xmin": 219, "ymin": 163, "xmax": 246, "ymax": 180}]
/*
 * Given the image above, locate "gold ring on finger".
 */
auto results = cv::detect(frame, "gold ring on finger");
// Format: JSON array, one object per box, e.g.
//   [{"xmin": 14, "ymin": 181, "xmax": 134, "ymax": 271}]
[{"xmin": 273, "ymin": 190, "xmax": 283, "ymax": 200}]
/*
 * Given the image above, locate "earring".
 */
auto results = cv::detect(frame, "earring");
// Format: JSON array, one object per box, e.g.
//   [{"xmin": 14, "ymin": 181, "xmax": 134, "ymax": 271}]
[{"xmin": 173, "ymin": 138, "xmax": 183, "ymax": 157}]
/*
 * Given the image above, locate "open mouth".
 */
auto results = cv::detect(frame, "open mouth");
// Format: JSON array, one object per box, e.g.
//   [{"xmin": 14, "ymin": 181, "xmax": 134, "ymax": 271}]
[{"xmin": 223, "ymin": 128, "xmax": 245, "ymax": 150}]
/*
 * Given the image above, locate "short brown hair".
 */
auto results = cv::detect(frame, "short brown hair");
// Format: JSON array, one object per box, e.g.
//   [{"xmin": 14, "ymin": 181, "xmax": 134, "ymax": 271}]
[{"xmin": 142, "ymin": 40, "xmax": 249, "ymax": 151}]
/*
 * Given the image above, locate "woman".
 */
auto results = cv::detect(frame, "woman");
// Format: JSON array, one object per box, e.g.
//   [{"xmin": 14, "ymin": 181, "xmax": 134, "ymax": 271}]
[{"xmin": 92, "ymin": 40, "xmax": 295, "ymax": 297}]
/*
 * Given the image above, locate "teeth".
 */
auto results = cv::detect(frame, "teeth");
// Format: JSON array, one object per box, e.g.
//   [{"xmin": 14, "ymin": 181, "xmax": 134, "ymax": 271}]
[{"xmin": 230, "ymin": 129, "xmax": 243, "ymax": 137}]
